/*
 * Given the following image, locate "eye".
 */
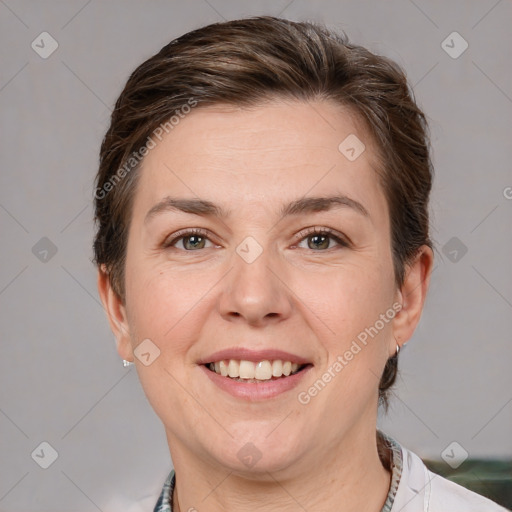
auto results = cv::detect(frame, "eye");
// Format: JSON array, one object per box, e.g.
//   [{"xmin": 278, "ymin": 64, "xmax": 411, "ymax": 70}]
[
  {"xmin": 163, "ymin": 228, "xmax": 216, "ymax": 251},
  {"xmin": 162, "ymin": 227, "xmax": 349, "ymax": 252},
  {"xmin": 295, "ymin": 227, "xmax": 350, "ymax": 251}
]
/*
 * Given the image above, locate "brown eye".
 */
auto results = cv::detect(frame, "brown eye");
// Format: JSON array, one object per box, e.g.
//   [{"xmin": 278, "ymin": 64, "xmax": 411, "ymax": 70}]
[
  {"xmin": 296, "ymin": 228, "xmax": 349, "ymax": 251},
  {"xmin": 181, "ymin": 234, "xmax": 207, "ymax": 250},
  {"xmin": 307, "ymin": 233, "xmax": 331, "ymax": 250},
  {"xmin": 164, "ymin": 228, "xmax": 215, "ymax": 251}
]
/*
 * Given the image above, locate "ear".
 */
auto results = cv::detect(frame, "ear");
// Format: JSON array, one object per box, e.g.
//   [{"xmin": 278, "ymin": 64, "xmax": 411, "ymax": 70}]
[
  {"xmin": 97, "ymin": 265, "xmax": 134, "ymax": 363},
  {"xmin": 391, "ymin": 245, "xmax": 434, "ymax": 354}
]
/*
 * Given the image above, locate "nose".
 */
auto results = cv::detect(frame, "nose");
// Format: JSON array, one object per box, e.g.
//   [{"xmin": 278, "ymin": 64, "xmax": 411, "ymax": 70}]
[{"xmin": 218, "ymin": 240, "xmax": 293, "ymax": 327}]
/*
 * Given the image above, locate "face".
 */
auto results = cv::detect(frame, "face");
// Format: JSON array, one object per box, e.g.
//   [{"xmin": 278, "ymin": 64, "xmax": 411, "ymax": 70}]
[{"xmin": 101, "ymin": 99, "xmax": 424, "ymax": 478}]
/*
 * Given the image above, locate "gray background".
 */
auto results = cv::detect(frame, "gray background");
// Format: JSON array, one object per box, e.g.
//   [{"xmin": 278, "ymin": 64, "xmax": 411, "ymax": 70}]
[{"xmin": 1, "ymin": 0, "xmax": 511, "ymax": 510}]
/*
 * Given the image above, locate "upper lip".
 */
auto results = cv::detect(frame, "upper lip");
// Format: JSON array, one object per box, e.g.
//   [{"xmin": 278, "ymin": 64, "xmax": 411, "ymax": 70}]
[{"xmin": 198, "ymin": 347, "xmax": 311, "ymax": 366}]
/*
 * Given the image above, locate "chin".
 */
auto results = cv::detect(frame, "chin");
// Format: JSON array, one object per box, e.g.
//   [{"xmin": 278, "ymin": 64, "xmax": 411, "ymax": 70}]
[{"xmin": 210, "ymin": 429, "xmax": 305, "ymax": 477}]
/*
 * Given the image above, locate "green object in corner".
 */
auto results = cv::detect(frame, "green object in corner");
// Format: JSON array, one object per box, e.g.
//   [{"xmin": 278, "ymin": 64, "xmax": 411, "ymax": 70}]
[{"xmin": 422, "ymin": 459, "xmax": 512, "ymax": 510}]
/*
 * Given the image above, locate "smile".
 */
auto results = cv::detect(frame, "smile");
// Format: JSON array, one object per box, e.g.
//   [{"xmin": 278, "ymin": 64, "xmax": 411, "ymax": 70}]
[
  {"xmin": 206, "ymin": 359, "xmax": 305, "ymax": 382},
  {"xmin": 199, "ymin": 349, "xmax": 312, "ymax": 400}
]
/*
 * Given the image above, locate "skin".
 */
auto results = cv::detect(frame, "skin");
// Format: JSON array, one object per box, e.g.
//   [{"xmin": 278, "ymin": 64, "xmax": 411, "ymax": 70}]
[{"xmin": 98, "ymin": 98, "xmax": 433, "ymax": 511}]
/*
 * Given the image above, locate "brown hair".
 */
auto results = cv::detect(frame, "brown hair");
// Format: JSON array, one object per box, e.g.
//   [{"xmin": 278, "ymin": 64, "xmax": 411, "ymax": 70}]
[{"xmin": 93, "ymin": 16, "xmax": 433, "ymax": 408}]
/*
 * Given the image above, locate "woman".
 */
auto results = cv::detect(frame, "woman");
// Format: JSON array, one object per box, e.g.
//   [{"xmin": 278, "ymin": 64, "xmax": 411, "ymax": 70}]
[{"xmin": 94, "ymin": 16, "xmax": 508, "ymax": 512}]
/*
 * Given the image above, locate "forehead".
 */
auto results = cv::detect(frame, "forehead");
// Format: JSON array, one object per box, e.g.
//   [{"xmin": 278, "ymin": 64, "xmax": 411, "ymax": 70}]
[{"xmin": 132, "ymin": 99, "xmax": 386, "ymax": 221}]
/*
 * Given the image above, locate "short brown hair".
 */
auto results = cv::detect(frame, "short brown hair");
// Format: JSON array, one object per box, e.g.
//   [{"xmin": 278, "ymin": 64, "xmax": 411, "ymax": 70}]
[{"xmin": 93, "ymin": 16, "xmax": 433, "ymax": 408}]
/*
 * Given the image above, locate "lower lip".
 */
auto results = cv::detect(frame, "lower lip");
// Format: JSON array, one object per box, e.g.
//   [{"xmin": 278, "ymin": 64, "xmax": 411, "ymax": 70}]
[{"xmin": 200, "ymin": 365, "xmax": 312, "ymax": 401}]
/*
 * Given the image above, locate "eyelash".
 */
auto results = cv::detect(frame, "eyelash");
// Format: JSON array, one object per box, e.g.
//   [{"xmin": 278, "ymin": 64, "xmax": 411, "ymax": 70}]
[
  {"xmin": 295, "ymin": 226, "xmax": 350, "ymax": 250},
  {"xmin": 163, "ymin": 226, "xmax": 350, "ymax": 251}
]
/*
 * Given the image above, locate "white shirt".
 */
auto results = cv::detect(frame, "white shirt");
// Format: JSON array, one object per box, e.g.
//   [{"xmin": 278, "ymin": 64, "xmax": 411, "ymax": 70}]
[{"xmin": 390, "ymin": 441, "xmax": 509, "ymax": 511}]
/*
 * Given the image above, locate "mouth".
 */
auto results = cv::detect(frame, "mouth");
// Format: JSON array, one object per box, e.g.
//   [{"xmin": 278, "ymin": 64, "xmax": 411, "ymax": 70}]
[
  {"xmin": 198, "ymin": 349, "xmax": 313, "ymax": 401},
  {"xmin": 204, "ymin": 359, "xmax": 308, "ymax": 383}
]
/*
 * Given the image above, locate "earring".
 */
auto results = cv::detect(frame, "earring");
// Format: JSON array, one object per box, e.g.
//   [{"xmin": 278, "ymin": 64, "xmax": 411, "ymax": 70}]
[
  {"xmin": 396, "ymin": 344, "xmax": 400, "ymax": 356},
  {"xmin": 122, "ymin": 359, "xmax": 134, "ymax": 367}
]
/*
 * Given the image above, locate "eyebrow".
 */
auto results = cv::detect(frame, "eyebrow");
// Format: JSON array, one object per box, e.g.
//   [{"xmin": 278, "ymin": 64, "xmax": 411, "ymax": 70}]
[{"xmin": 144, "ymin": 194, "xmax": 369, "ymax": 224}]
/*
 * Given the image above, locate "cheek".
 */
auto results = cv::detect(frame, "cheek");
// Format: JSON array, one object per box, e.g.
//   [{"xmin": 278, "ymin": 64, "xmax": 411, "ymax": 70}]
[
  {"xmin": 124, "ymin": 260, "xmax": 214, "ymax": 356},
  {"xmin": 300, "ymin": 255, "xmax": 396, "ymax": 396},
  {"xmin": 308, "ymin": 259, "xmax": 395, "ymax": 337},
  {"xmin": 123, "ymin": 265, "xmax": 208, "ymax": 419}
]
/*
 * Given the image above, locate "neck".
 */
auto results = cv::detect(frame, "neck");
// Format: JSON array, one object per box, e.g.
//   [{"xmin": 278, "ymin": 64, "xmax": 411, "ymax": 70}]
[{"xmin": 168, "ymin": 424, "xmax": 391, "ymax": 512}]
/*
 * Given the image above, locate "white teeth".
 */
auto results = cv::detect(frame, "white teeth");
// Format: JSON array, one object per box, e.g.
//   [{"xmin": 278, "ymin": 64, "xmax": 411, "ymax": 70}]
[
  {"xmin": 255, "ymin": 360, "xmax": 272, "ymax": 380},
  {"xmin": 272, "ymin": 360, "xmax": 283, "ymax": 377},
  {"xmin": 239, "ymin": 360, "xmax": 255, "ymax": 379},
  {"xmin": 219, "ymin": 360, "xmax": 229, "ymax": 377},
  {"xmin": 208, "ymin": 359, "xmax": 304, "ymax": 380},
  {"xmin": 228, "ymin": 359, "xmax": 239, "ymax": 378}
]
